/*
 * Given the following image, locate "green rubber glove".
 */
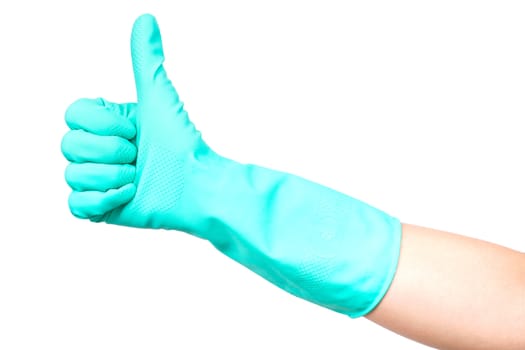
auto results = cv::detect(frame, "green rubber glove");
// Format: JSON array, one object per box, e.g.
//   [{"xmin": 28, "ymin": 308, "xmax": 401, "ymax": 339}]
[{"xmin": 61, "ymin": 14, "xmax": 401, "ymax": 318}]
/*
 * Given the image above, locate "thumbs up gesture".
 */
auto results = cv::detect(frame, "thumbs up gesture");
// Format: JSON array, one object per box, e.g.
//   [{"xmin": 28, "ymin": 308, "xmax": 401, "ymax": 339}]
[
  {"xmin": 62, "ymin": 14, "xmax": 216, "ymax": 230},
  {"xmin": 61, "ymin": 14, "xmax": 401, "ymax": 318}
]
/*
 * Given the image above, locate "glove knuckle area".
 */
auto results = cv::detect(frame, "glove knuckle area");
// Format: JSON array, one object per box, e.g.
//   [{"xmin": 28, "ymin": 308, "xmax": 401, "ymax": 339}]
[
  {"xmin": 65, "ymin": 98, "xmax": 94, "ymax": 122},
  {"xmin": 65, "ymin": 98, "xmax": 136, "ymax": 139},
  {"xmin": 61, "ymin": 130, "xmax": 137, "ymax": 164},
  {"xmin": 64, "ymin": 98, "xmax": 104, "ymax": 130},
  {"xmin": 65, "ymin": 163, "xmax": 136, "ymax": 191},
  {"xmin": 60, "ymin": 130, "xmax": 80, "ymax": 161},
  {"xmin": 68, "ymin": 183, "xmax": 136, "ymax": 219}
]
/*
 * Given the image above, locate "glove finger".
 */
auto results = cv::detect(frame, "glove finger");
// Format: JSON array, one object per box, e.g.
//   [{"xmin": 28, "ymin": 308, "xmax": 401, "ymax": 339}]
[
  {"xmin": 65, "ymin": 163, "xmax": 135, "ymax": 191},
  {"xmin": 131, "ymin": 14, "xmax": 181, "ymax": 107},
  {"xmin": 61, "ymin": 130, "xmax": 137, "ymax": 164},
  {"xmin": 68, "ymin": 183, "xmax": 136, "ymax": 219},
  {"xmin": 65, "ymin": 98, "xmax": 136, "ymax": 139}
]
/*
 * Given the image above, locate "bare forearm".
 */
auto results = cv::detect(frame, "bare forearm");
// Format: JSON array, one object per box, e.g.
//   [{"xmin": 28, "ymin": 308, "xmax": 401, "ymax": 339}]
[{"xmin": 367, "ymin": 224, "xmax": 525, "ymax": 349}]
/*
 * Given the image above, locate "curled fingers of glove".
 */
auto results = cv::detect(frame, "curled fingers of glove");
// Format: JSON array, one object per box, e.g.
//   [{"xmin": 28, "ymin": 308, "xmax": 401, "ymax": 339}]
[
  {"xmin": 65, "ymin": 98, "xmax": 136, "ymax": 139},
  {"xmin": 61, "ymin": 130, "xmax": 137, "ymax": 164},
  {"xmin": 68, "ymin": 183, "xmax": 136, "ymax": 219},
  {"xmin": 65, "ymin": 163, "xmax": 136, "ymax": 192}
]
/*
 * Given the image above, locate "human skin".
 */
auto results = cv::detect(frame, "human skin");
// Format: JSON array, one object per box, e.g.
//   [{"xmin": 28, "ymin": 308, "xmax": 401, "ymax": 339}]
[{"xmin": 366, "ymin": 223, "xmax": 525, "ymax": 349}]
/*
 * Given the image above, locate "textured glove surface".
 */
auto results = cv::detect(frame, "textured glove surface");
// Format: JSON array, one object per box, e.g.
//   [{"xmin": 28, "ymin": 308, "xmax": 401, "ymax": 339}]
[
  {"xmin": 61, "ymin": 14, "xmax": 402, "ymax": 317},
  {"xmin": 62, "ymin": 15, "xmax": 214, "ymax": 231}
]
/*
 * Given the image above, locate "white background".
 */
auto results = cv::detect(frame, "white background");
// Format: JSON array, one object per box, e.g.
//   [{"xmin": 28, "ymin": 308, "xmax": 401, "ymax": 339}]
[{"xmin": 1, "ymin": 1, "xmax": 524, "ymax": 349}]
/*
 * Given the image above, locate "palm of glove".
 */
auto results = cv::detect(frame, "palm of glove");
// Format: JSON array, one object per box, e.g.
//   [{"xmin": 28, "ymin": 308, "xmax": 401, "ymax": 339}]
[{"xmin": 61, "ymin": 15, "xmax": 210, "ymax": 230}]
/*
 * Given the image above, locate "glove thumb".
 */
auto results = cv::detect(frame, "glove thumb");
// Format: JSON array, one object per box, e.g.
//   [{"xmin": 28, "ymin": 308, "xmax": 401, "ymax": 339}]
[{"xmin": 131, "ymin": 14, "xmax": 180, "ymax": 106}]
